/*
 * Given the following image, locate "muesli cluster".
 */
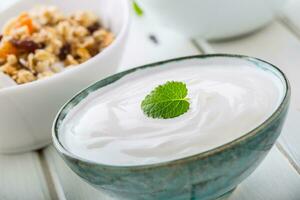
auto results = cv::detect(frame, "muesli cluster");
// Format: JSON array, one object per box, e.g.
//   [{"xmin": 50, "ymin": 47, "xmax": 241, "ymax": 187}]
[{"xmin": 0, "ymin": 6, "xmax": 114, "ymax": 84}]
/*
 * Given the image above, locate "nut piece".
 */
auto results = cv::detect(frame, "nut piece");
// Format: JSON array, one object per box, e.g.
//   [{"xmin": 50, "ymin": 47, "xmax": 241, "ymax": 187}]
[
  {"xmin": 0, "ymin": 64, "xmax": 18, "ymax": 76},
  {"xmin": 65, "ymin": 54, "xmax": 79, "ymax": 66},
  {"xmin": 16, "ymin": 69, "xmax": 36, "ymax": 84},
  {"xmin": 38, "ymin": 71, "xmax": 54, "ymax": 79},
  {"xmin": 76, "ymin": 47, "xmax": 91, "ymax": 62},
  {"xmin": 6, "ymin": 54, "xmax": 17, "ymax": 65}
]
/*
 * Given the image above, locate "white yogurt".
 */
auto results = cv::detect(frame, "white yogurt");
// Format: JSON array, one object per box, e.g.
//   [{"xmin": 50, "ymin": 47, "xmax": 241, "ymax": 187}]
[{"xmin": 60, "ymin": 60, "xmax": 284, "ymax": 166}]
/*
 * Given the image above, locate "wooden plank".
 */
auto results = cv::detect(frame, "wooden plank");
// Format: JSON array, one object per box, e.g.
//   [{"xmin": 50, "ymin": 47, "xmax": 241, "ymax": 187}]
[
  {"xmin": 119, "ymin": 13, "xmax": 199, "ymax": 71},
  {"xmin": 43, "ymin": 146, "xmax": 112, "ymax": 200},
  {"xmin": 228, "ymin": 147, "xmax": 300, "ymax": 200},
  {"xmin": 0, "ymin": 153, "xmax": 51, "ymax": 200},
  {"xmin": 43, "ymin": 12, "xmax": 199, "ymax": 199},
  {"xmin": 196, "ymin": 21, "xmax": 300, "ymax": 168},
  {"xmin": 281, "ymin": 0, "xmax": 300, "ymax": 37}
]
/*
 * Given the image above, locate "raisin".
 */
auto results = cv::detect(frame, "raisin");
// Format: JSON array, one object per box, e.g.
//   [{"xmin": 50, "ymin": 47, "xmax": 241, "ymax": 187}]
[
  {"xmin": 0, "ymin": 34, "xmax": 3, "ymax": 42},
  {"xmin": 87, "ymin": 22, "xmax": 101, "ymax": 33},
  {"xmin": 58, "ymin": 43, "xmax": 71, "ymax": 60},
  {"xmin": 10, "ymin": 39, "xmax": 42, "ymax": 53},
  {"xmin": 74, "ymin": 55, "xmax": 81, "ymax": 60},
  {"xmin": 39, "ymin": 42, "xmax": 46, "ymax": 49}
]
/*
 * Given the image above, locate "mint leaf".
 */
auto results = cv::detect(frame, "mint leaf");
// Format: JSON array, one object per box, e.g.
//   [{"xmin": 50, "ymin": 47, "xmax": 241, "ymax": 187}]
[
  {"xmin": 141, "ymin": 81, "xmax": 190, "ymax": 119},
  {"xmin": 133, "ymin": 1, "xmax": 144, "ymax": 16}
]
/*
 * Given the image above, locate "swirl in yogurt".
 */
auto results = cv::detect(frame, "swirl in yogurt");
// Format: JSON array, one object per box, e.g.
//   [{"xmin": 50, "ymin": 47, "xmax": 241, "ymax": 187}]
[{"xmin": 60, "ymin": 61, "xmax": 283, "ymax": 166}]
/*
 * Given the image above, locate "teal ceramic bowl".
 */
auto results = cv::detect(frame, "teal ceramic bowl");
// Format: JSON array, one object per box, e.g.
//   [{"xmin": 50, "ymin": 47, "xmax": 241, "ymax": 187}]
[{"xmin": 53, "ymin": 54, "xmax": 290, "ymax": 200}]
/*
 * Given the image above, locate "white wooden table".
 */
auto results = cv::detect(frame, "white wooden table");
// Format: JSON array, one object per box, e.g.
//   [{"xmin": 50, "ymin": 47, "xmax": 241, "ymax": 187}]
[{"xmin": 1, "ymin": 1, "xmax": 300, "ymax": 199}]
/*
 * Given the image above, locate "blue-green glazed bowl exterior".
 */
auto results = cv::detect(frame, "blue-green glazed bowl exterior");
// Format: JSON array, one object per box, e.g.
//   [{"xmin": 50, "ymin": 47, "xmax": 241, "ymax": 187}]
[{"xmin": 53, "ymin": 54, "xmax": 291, "ymax": 200}]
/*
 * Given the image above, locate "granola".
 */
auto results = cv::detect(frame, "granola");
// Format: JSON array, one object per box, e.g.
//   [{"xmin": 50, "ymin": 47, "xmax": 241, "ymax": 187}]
[{"xmin": 0, "ymin": 6, "xmax": 114, "ymax": 84}]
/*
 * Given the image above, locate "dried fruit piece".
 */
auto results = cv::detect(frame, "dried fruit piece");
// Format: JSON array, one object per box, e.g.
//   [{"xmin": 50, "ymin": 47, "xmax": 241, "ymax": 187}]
[
  {"xmin": 58, "ymin": 43, "xmax": 71, "ymax": 60},
  {"xmin": 0, "ymin": 41, "xmax": 18, "ymax": 59},
  {"xmin": 10, "ymin": 39, "xmax": 42, "ymax": 53},
  {"xmin": 3, "ymin": 13, "xmax": 36, "ymax": 35},
  {"xmin": 87, "ymin": 22, "xmax": 101, "ymax": 33}
]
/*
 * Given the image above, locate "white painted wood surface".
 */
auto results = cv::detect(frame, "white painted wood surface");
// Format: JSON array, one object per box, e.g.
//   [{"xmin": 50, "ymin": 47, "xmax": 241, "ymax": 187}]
[
  {"xmin": 229, "ymin": 147, "xmax": 300, "ymax": 200},
  {"xmin": 43, "ymin": 146, "xmax": 112, "ymax": 200},
  {"xmin": 119, "ymin": 12, "xmax": 198, "ymax": 70},
  {"xmin": 0, "ymin": 153, "xmax": 51, "ymax": 200},
  {"xmin": 0, "ymin": 1, "xmax": 299, "ymax": 199}
]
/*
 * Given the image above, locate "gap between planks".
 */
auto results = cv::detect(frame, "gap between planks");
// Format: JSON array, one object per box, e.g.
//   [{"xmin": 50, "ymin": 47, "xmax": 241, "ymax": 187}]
[
  {"xmin": 277, "ymin": 143, "xmax": 300, "ymax": 175},
  {"xmin": 37, "ymin": 149, "xmax": 64, "ymax": 200}
]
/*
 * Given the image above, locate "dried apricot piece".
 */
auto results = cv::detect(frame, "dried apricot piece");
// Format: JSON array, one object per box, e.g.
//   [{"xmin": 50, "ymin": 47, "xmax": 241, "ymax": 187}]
[
  {"xmin": 3, "ymin": 13, "xmax": 36, "ymax": 35},
  {"xmin": 0, "ymin": 41, "xmax": 17, "ymax": 59}
]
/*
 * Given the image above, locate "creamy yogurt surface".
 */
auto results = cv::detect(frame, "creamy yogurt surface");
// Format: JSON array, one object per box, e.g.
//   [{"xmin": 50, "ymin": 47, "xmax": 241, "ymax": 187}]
[{"xmin": 60, "ymin": 59, "xmax": 284, "ymax": 166}]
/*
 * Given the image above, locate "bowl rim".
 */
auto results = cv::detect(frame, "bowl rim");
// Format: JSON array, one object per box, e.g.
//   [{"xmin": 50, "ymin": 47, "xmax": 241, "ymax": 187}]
[
  {"xmin": 0, "ymin": 0, "xmax": 130, "ymax": 94},
  {"xmin": 52, "ymin": 54, "xmax": 291, "ymax": 170}
]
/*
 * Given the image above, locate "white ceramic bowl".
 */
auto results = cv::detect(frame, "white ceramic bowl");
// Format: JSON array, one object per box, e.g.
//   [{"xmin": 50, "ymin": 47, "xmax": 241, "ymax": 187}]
[
  {"xmin": 0, "ymin": 0, "xmax": 130, "ymax": 153},
  {"xmin": 137, "ymin": 0, "xmax": 288, "ymax": 40}
]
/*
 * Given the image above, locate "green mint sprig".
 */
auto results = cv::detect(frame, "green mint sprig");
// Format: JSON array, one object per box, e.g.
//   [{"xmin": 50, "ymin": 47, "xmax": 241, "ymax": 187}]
[
  {"xmin": 141, "ymin": 81, "xmax": 190, "ymax": 119},
  {"xmin": 133, "ymin": 1, "xmax": 144, "ymax": 16}
]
